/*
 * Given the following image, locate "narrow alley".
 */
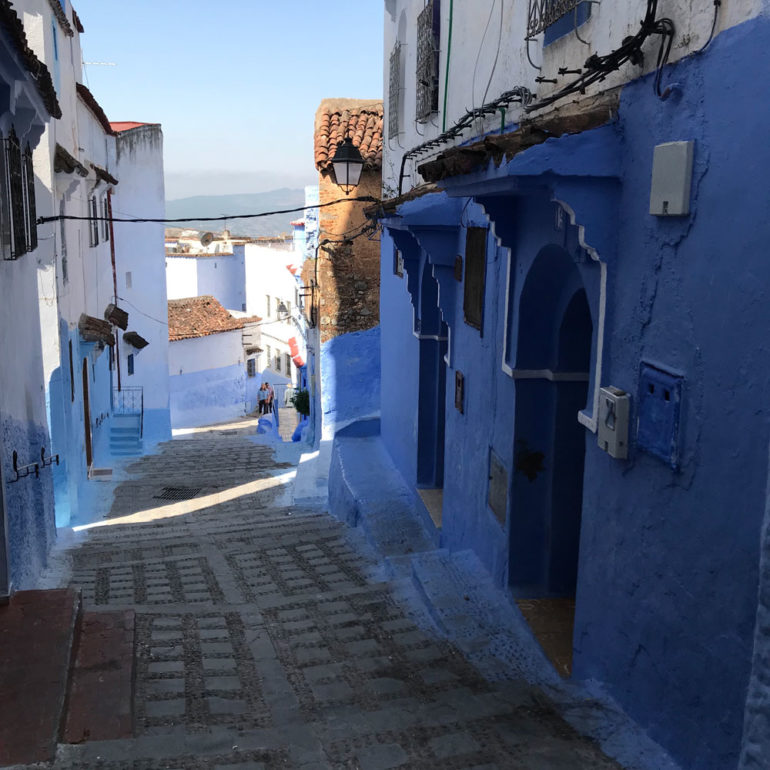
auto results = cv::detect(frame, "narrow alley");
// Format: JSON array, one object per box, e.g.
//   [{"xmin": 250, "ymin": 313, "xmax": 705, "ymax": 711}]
[{"xmin": 28, "ymin": 424, "xmax": 621, "ymax": 769}]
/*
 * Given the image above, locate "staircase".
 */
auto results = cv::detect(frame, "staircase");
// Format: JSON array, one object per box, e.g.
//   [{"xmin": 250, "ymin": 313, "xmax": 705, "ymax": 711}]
[{"xmin": 110, "ymin": 413, "xmax": 143, "ymax": 457}]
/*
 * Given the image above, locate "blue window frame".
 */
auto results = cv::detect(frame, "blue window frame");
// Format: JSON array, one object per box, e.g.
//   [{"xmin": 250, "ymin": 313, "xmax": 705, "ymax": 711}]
[{"xmin": 127, "ymin": 353, "xmax": 134, "ymax": 375}]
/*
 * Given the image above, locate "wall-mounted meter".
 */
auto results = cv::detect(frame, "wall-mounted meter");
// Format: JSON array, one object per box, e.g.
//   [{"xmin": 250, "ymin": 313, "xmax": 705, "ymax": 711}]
[{"xmin": 597, "ymin": 386, "xmax": 630, "ymax": 460}]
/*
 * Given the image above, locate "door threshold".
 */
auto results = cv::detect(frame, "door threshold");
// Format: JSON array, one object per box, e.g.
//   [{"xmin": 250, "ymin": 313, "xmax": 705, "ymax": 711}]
[{"xmin": 417, "ymin": 487, "xmax": 443, "ymax": 529}]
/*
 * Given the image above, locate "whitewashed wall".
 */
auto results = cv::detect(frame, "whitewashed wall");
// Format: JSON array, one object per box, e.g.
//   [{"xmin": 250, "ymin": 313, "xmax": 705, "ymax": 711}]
[{"xmin": 111, "ymin": 124, "xmax": 171, "ymax": 441}]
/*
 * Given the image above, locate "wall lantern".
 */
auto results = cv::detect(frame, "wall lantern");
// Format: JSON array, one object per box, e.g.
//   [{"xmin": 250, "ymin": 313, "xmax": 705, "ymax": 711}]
[{"xmin": 331, "ymin": 137, "xmax": 364, "ymax": 195}]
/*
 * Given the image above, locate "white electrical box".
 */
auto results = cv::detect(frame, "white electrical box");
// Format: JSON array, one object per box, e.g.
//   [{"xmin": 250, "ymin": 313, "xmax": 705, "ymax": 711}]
[
  {"xmin": 649, "ymin": 140, "xmax": 694, "ymax": 216},
  {"xmin": 597, "ymin": 386, "xmax": 630, "ymax": 460}
]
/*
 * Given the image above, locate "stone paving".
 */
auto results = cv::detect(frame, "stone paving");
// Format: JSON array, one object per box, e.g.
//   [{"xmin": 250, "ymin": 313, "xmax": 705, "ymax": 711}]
[{"xmin": 40, "ymin": 427, "xmax": 621, "ymax": 769}]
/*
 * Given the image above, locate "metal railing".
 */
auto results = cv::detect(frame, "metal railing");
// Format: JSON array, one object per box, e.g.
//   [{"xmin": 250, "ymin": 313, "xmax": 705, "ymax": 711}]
[
  {"xmin": 113, "ymin": 386, "xmax": 144, "ymax": 437},
  {"xmin": 527, "ymin": 0, "xmax": 584, "ymax": 38}
]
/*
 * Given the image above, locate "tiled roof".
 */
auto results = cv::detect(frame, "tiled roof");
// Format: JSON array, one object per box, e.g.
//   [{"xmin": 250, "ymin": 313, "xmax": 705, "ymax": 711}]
[
  {"xmin": 91, "ymin": 163, "xmax": 117, "ymax": 186},
  {"xmin": 168, "ymin": 296, "xmax": 260, "ymax": 342},
  {"xmin": 314, "ymin": 99, "xmax": 383, "ymax": 172},
  {"xmin": 110, "ymin": 121, "xmax": 159, "ymax": 133},
  {"xmin": 46, "ymin": 0, "xmax": 73, "ymax": 36},
  {"xmin": 0, "ymin": 1, "xmax": 62, "ymax": 118},
  {"xmin": 72, "ymin": 8, "xmax": 84, "ymax": 33},
  {"xmin": 76, "ymin": 83, "xmax": 114, "ymax": 135}
]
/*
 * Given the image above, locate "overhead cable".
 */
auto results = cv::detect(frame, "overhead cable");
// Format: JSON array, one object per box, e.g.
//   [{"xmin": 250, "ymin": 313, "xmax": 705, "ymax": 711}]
[{"xmin": 36, "ymin": 195, "xmax": 379, "ymax": 226}]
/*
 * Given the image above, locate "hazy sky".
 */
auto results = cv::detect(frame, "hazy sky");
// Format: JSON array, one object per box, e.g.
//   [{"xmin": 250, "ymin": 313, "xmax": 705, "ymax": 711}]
[{"xmin": 75, "ymin": 1, "xmax": 384, "ymax": 199}]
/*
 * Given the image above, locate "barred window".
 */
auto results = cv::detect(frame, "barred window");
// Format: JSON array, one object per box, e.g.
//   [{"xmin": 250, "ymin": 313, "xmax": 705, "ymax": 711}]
[
  {"xmin": 416, "ymin": 0, "xmax": 440, "ymax": 122},
  {"xmin": 388, "ymin": 41, "xmax": 401, "ymax": 138},
  {"xmin": 275, "ymin": 353, "xmax": 282, "ymax": 373},
  {"xmin": 285, "ymin": 353, "xmax": 292, "ymax": 373},
  {"xmin": 6, "ymin": 129, "xmax": 26, "ymax": 258},
  {"xmin": 247, "ymin": 358, "xmax": 256, "ymax": 378},
  {"xmin": 527, "ymin": 0, "xmax": 587, "ymax": 40},
  {"xmin": 59, "ymin": 199, "xmax": 68, "ymax": 283}
]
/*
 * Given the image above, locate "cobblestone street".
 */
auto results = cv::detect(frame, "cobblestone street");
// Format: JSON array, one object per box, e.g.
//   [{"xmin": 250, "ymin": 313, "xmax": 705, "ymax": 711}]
[{"xmin": 45, "ymin": 427, "xmax": 621, "ymax": 769}]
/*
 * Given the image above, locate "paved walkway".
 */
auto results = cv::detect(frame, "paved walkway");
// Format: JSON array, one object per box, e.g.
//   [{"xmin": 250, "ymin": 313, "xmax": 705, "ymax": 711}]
[{"xmin": 39, "ymin": 429, "xmax": 621, "ymax": 769}]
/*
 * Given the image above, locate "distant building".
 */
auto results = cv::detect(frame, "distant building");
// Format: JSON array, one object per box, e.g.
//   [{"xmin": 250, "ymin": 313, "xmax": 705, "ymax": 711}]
[{"xmin": 167, "ymin": 296, "xmax": 260, "ymax": 428}]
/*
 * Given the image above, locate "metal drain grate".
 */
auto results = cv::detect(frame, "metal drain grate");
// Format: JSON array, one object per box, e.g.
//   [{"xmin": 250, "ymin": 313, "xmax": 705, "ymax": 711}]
[{"xmin": 154, "ymin": 487, "xmax": 202, "ymax": 501}]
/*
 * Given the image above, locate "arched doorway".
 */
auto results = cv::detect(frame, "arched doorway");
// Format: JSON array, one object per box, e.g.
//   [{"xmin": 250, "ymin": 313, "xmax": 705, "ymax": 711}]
[
  {"xmin": 416, "ymin": 261, "xmax": 447, "ymax": 525},
  {"xmin": 509, "ymin": 245, "xmax": 593, "ymax": 676}
]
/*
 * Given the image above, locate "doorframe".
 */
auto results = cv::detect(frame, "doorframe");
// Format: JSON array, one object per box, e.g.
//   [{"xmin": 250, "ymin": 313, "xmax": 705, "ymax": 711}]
[{"xmin": 0, "ymin": 443, "xmax": 10, "ymax": 602}]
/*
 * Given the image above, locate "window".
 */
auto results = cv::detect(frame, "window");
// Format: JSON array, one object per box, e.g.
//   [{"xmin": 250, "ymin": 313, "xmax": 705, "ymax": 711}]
[
  {"xmin": 416, "ymin": 0, "xmax": 440, "ymax": 122},
  {"xmin": 265, "ymin": 295, "xmax": 271, "ymax": 316},
  {"xmin": 127, "ymin": 353, "xmax": 134, "ymax": 375},
  {"xmin": 247, "ymin": 358, "xmax": 256, "ymax": 377},
  {"xmin": 394, "ymin": 247, "xmax": 404, "ymax": 277},
  {"xmin": 0, "ymin": 128, "xmax": 32, "ymax": 259},
  {"xmin": 275, "ymin": 354, "xmax": 281, "ymax": 373},
  {"xmin": 527, "ymin": 0, "xmax": 591, "ymax": 43},
  {"xmin": 125, "ymin": 271, "xmax": 132, "ymax": 289},
  {"xmin": 88, "ymin": 196, "xmax": 99, "ymax": 246},
  {"xmin": 285, "ymin": 300, "xmax": 292, "ymax": 320},
  {"xmin": 388, "ymin": 42, "xmax": 401, "ymax": 138},
  {"xmin": 285, "ymin": 353, "xmax": 292, "ymax": 373},
  {"xmin": 101, "ymin": 196, "xmax": 110, "ymax": 242},
  {"xmin": 463, "ymin": 227, "xmax": 487, "ymax": 332},
  {"xmin": 266, "ymin": 345, "xmax": 271, "ymax": 366},
  {"xmin": 69, "ymin": 340, "xmax": 74, "ymax": 401}
]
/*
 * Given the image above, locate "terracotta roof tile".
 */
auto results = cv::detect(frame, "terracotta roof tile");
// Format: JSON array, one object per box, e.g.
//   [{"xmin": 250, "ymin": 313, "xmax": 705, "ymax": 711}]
[
  {"xmin": 0, "ymin": 0, "xmax": 61, "ymax": 118},
  {"xmin": 110, "ymin": 121, "xmax": 159, "ymax": 133},
  {"xmin": 314, "ymin": 98, "xmax": 383, "ymax": 172},
  {"xmin": 168, "ymin": 296, "xmax": 260, "ymax": 342},
  {"xmin": 76, "ymin": 83, "xmax": 114, "ymax": 135}
]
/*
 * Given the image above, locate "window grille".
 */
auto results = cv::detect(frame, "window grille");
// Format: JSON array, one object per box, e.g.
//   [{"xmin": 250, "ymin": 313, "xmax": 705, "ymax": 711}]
[
  {"xmin": 388, "ymin": 41, "xmax": 401, "ymax": 138},
  {"xmin": 527, "ymin": 0, "xmax": 585, "ymax": 38},
  {"xmin": 285, "ymin": 353, "xmax": 292, "ymax": 373},
  {"xmin": 88, "ymin": 196, "xmax": 99, "ymax": 247},
  {"xmin": 275, "ymin": 354, "xmax": 281, "ymax": 373},
  {"xmin": 6, "ymin": 130, "xmax": 26, "ymax": 258},
  {"xmin": 463, "ymin": 227, "xmax": 487, "ymax": 332},
  {"xmin": 127, "ymin": 353, "xmax": 134, "ymax": 375},
  {"xmin": 247, "ymin": 358, "xmax": 256, "ymax": 378},
  {"xmin": 416, "ymin": 0, "xmax": 440, "ymax": 122},
  {"xmin": 23, "ymin": 145, "xmax": 36, "ymax": 252},
  {"xmin": 0, "ymin": 137, "xmax": 10, "ymax": 260}
]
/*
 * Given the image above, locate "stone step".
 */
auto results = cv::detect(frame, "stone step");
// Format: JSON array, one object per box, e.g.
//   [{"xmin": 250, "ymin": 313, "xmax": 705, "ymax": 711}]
[
  {"xmin": 62, "ymin": 610, "xmax": 135, "ymax": 744},
  {"xmin": 0, "ymin": 588, "xmax": 82, "ymax": 766}
]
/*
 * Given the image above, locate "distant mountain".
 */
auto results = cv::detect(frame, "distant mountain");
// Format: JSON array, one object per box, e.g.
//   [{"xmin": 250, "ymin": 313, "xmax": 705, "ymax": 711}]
[{"xmin": 165, "ymin": 188, "xmax": 305, "ymax": 238}]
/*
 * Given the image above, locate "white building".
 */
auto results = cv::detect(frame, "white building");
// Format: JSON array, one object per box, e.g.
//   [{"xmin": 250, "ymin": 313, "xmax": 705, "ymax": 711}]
[
  {"xmin": 167, "ymin": 296, "xmax": 260, "ymax": 428},
  {"xmin": 110, "ymin": 121, "xmax": 171, "ymax": 446}
]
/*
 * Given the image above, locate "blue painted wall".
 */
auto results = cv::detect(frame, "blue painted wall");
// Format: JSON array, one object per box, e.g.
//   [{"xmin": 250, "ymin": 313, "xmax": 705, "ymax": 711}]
[
  {"xmin": 169, "ymin": 363, "xmax": 247, "ymax": 428},
  {"xmin": 2, "ymin": 416, "xmax": 56, "ymax": 589},
  {"xmin": 320, "ymin": 325, "xmax": 381, "ymax": 435},
  {"xmin": 378, "ymin": 17, "xmax": 770, "ymax": 769}
]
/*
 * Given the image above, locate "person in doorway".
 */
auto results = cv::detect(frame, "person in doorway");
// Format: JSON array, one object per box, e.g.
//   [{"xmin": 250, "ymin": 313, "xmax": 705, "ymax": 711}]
[{"xmin": 257, "ymin": 383, "xmax": 266, "ymax": 415}]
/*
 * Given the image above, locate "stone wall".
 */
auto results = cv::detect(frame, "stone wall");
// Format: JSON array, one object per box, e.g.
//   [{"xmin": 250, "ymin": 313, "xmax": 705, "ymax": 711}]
[{"xmin": 315, "ymin": 170, "xmax": 381, "ymax": 344}]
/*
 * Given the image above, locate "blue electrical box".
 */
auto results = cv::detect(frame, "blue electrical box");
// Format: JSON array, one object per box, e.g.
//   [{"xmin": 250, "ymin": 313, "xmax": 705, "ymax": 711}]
[{"xmin": 637, "ymin": 363, "xmax": 683, "ymax": 469}]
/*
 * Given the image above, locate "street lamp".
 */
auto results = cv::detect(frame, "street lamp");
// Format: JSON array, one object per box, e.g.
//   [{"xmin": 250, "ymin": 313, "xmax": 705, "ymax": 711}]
[{"xmin": 331, "ymin": 137, "xmax": 364, "ymax": 195}]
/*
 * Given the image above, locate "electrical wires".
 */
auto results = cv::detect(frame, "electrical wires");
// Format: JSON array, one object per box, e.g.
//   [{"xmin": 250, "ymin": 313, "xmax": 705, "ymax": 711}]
[
  {"xmin": 36, "ymin": 195, "xmax": 379, "ymax": 226},
  {"xmin": 525, "ymin": 0, "xmax": 676, "ymax": 111},
  {"xmin": 395, "ymin": 0, "xmax": 677, "ymax": 195},
  {"xmin": 696, "ymin": 0, "xmax": 721, "ymax": 55}
]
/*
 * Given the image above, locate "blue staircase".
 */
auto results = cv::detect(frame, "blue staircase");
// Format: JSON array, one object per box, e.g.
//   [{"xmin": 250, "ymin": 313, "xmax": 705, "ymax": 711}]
[{"xmin": 109, "ymin": 413, "xmax": 143, "ymax": 457}]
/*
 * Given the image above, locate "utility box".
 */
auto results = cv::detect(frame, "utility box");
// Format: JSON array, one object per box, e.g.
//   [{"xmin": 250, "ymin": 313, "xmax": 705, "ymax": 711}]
[
  {"xmin": 650, "ymin": 140, "xmax": 694, "ymax": 216},
  {"xmin": 597, "ymin": 386, "xmax": 630, "ymax": 459},
  {"xmin": 637, "ymin": 363, "xmax": 683, "ymax": 469}
]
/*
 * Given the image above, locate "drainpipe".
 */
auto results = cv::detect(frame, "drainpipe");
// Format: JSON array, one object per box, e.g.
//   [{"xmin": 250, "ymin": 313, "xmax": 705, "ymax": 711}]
[{"xmin": 107, "ymin": 190, "xmax": 121, "ymax": 392}]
